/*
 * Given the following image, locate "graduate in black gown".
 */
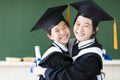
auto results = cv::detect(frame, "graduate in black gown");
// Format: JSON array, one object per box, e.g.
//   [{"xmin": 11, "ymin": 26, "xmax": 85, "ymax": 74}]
[
  {"xmin": 30, "ymin": 5, "xmax": 72, "ymax": 80},
  {"xmin": 37, "ymin": 0, "xmax": 114, "ymax": 80}
]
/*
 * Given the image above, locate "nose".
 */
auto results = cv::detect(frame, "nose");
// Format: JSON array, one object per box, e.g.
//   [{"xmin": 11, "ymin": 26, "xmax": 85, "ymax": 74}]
[
  {"xmin": 60, "ymin": 29, "xmax": 65, "ymax": 34},
  {"xmin": 77, "ymin": 26, "xmax": 83, "ymax": 32},
  {"xmin": 60, "ymin": 30, "xmax": 64, "ymax": 34}
]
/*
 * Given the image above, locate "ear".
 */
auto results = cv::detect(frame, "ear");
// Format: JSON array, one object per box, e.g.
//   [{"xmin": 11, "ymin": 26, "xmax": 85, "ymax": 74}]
[
  {"xmin": 96, "ymin": 27, "xmax": 99, "ymax": 32},
  {"xmin": 93, "ymin": 27, "xmax": 99, "ymax": 35},
  {"xmin": 47, "ymin": 34, "xmax": 53, "ymax": 40}
]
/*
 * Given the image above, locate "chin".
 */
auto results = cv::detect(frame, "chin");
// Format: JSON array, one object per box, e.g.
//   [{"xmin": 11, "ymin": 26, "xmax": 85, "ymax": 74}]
[
  {"xmin": 76, "ymin": 38, "xmax": 85, "ymax": 42},
  {"xmin": 61, "ymin": 40, "xmax": 68, "ymax": 44}
]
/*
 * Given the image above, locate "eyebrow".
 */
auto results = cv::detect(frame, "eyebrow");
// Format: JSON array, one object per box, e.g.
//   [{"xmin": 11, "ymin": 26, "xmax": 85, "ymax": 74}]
[
  {"xmin": 85, "ymin": 23, "xmax": 92, "ymax": 26},
  {"xmin": 76, "ymin": 21, "xmax": 92, "ymax": 26}
]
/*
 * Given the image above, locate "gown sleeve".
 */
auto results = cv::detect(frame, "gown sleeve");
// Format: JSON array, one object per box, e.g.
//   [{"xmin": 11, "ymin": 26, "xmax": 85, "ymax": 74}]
[
  {"xmin": 38, "ymin": 52, "xmax": 73, "ymax": 80},
  {"xmin": 39, "ymin": 51, "xmax": 73, "ymax": 69},
  {"xmin": 45, "ymin": 53, "xmax": 102, "ymax": 80}
]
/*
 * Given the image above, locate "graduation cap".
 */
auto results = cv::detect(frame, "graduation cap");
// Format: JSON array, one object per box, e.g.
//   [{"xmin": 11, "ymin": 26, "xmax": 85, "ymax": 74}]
[
  {"xmin": 30, "ymin": 5, "xmax": 68, "ymax": 32},
  {"xmin": 70, "ymin": 0, "xmax": 113, "ymax": 25}
]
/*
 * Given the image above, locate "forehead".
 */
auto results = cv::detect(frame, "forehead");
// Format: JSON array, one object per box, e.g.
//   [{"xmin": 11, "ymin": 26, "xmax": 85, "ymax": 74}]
[
  {"xmin": 76, "ymin": 15, "xmax": 92, "ymax": 24},
  {"xmin": 52, "ymin": 21, "xmax": 66, "ymax": 29}
]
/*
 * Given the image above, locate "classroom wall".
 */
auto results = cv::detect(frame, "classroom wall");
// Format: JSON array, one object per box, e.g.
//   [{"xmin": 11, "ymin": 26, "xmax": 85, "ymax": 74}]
[
  {"xmin": 0, "ymin": 60, "xmax": 120, "ymax": 80},
  {"xmin": 0, "ymin": 0, "xmax": 120, "ymax": 60}
]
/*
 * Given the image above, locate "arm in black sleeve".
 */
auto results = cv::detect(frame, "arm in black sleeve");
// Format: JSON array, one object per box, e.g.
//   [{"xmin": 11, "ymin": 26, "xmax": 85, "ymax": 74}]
[{"xmin": 45, "ymin": 53, "xmax": 102, "ymax": 80}]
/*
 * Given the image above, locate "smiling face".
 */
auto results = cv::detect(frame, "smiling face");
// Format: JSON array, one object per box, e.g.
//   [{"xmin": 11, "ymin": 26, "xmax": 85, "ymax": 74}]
[
  {"xmin": 73, "ymin": 15, "xmax": 97, "ymax": 42},
  {"xmin": 47, "ymin": 21, "xmax": 70, "ymax": 46}
]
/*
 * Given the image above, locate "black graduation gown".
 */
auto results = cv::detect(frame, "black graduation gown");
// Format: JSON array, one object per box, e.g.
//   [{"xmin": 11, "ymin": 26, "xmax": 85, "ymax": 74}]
[
  {"xmin": 38, "ymin": 43, "xmax": 73, "ymax": 80},
  {"xmin": 39, "ymin": 52, "xmax": 73, "ymax": 68},
  {"xmin": 45, "ymin": 39, "xmax": 103, "ymax": 80}
]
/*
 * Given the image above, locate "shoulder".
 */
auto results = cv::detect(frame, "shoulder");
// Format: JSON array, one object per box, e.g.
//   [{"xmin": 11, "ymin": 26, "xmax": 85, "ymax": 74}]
[
  {"xmin": 42, "ymin": 46, "xmax": 61, "ymax": 59},
  {"xmin": 68, "ymin": 38, "xmax": 76, "ymax": 56},
  {"xmin": 68, "ymin": 38, "xmax": 76, "ymax": 45},
  {"xmin": 73, "ymin": 47, "xmax": 103, "ymax": 61},
  {"xmin": 81, "ymin": 47, "xmax": 102, "ymax": 56}
]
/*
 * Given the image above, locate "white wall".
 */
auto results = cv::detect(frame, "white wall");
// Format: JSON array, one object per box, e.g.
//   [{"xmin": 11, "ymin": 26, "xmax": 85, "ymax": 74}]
[
  {"xmin": 103, "ymin": 60, "xmax": 120, "ymax": 80},
  {"xmin": 0, "ymin": 62, "xmax": 39, "ymax": 80},
  {"xmin": 0, "ymin": 60, "xmax": 120, "ymax": 80}
]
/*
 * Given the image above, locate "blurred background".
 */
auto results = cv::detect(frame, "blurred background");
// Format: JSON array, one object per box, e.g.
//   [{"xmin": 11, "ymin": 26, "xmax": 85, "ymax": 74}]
[{"xmin": 0, "ymin": 0, "xmax": 120, "ymax": 60}]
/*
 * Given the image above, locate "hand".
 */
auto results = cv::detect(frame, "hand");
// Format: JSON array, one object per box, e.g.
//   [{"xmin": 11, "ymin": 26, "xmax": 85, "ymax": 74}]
[
  {"xmin": 34, "ymin": 66, "xmax": 41, "ymax": 76},
  {"xmin": 34, "ymin": 66, "xmax": 47, "ymax": 77}
]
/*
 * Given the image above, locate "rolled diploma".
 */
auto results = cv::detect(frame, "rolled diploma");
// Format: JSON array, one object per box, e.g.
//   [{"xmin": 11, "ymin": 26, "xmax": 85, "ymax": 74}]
[{"xmin": 35, "ymin": 46, "xmax": 41, "ymax": 67}]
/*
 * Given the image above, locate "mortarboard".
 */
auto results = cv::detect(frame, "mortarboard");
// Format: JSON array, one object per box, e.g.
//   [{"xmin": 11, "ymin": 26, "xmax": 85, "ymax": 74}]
[
  {"xmin": 70, "ymin": 0, "xmax": 113, "ymax": 24},
  {"xmin": 30, "ymin": 5, "xmax": 68, "ymax": 32}
]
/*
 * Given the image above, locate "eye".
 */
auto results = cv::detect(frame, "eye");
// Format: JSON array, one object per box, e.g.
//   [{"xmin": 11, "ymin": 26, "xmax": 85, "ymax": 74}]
[
  {"xmin": 54, "ymin": 29, "xmax": 59, "ymax": 33},
  {"xmin": 84, "ymin": 24, "xmax": 89, "ymax": 27},
  {"xmin": 63, "ymin": 25, "xmax": 68, "ymax": 29},
  {"xmin": 84, "ymin": 23, "xmax": 91, "ymax": 27},
  {"xmin": 75, "ymin": 22, "xmax": 80, "ymax": 26}
]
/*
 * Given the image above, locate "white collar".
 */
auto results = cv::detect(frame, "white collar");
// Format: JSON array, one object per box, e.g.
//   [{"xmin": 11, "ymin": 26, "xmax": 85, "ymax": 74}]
[
  {"xmin": 78, "ymin": 38, "xmax": 95, "ymax": 49},
  {"xmin": 53, "ymin": 41, "xmax": 68, "ymax": 52}
]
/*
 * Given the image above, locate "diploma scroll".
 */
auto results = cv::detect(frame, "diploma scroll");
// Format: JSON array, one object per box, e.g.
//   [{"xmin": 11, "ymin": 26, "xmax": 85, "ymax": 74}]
[{"xmin": 35, "ymin": 45, "xmax": 41, "ymax": 67}]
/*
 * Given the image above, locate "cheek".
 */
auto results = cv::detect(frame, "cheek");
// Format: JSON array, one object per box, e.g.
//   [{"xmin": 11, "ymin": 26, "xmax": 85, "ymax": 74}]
[
  {"xmin": 65, "ymin": 28, "xmax": 70, "ymax": 32},
  {"xmin": 49, "ymin": 33, "xmax": 57, "ymax": 40},
  {"xmin": 53, "ymin": 34, "xmax": 60, "ymax": 41},
  {"xmin": 73, "ymin": 26, "xmax": 77, "ymax": 33},
  {"xmin": 67, "ymin": 30, "xmax": 71, "ymax": 36},
  {"xmin": 85, "ymin": 29, "xmax": 94, "ymax": 37},
  {"xmin": 73, "ymin": 25, "xmax": 77, "ymax": 29}
]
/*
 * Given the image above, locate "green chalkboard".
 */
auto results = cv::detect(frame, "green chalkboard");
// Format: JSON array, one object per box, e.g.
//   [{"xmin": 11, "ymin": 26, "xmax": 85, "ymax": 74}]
[{"xmin": 0, "ymin": 0, "xmax": 120, "ymax": 60}]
